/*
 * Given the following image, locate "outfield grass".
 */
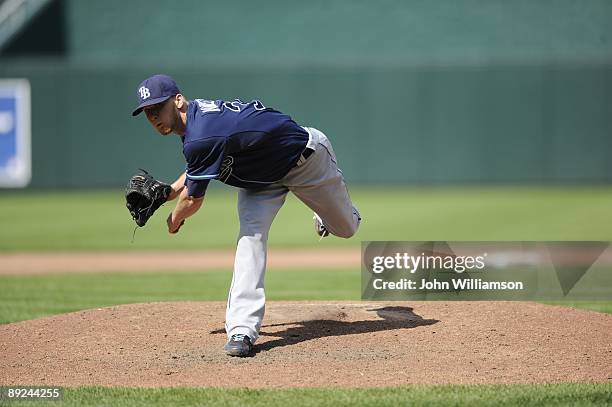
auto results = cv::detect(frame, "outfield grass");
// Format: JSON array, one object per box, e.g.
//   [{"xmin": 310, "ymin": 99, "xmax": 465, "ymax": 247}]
[
  {"xmin": 1, "ymin": 186, "xmax": 612, "ymax": 251},
  {"xmin": 1, "ymin": 384, "xmax": 610, "ymax": 406},
  {"xmin": 0, "ymin": 270, "xmax": 609, "ymax": 324}
]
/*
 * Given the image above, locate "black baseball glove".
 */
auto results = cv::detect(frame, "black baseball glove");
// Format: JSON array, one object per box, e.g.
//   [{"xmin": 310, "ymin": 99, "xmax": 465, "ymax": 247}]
[{"xmin": 125, "ymin": 169, "xmax": 172, "ymax": 227}]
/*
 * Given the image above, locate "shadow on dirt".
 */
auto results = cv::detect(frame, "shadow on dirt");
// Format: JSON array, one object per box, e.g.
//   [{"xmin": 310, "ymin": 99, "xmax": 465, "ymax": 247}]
[{"xmin": 210, "ymin": 306, "xmax": 439, "ymax": 354}]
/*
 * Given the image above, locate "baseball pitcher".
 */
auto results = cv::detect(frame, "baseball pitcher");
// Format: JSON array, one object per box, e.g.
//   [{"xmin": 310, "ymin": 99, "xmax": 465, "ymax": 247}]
[{"xmin": 129, "ymin": 74, "xmax": 361, "ymax": 356}]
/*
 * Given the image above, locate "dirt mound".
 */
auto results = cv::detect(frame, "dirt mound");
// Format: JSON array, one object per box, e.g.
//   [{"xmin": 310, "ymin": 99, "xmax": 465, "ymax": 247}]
[{"xmin": 0, "ymin": 301, "xmax": 610, "ymax": 388}]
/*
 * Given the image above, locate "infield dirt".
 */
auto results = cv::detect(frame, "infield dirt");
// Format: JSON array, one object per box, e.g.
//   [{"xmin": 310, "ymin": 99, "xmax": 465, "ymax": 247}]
[
  {"xmin": 1, "ymin": 301, "xmax": 610, "ymax": 387},
  {"xmin": 0, "ymin": 249, "xmax": 358, "ymax": 274}
]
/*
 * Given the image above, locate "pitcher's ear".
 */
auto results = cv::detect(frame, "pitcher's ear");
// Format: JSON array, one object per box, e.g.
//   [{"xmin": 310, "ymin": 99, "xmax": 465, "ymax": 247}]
[{"xmin": 175, "ymin": 94, "xmax": 187, "ymax": 110}]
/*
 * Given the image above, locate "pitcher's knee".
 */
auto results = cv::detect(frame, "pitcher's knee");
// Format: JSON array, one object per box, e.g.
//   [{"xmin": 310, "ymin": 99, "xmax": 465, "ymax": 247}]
[
  {"xmin": 333, "ymin": 207, "xmax": 361, "ymax": 238},
  {"xmin": 333, "ymin": 220, "xmax": 359, "ymax": 238},
  {"xmin": 335, "ymin": 229, "xmax": 355, "ymax": 239}
]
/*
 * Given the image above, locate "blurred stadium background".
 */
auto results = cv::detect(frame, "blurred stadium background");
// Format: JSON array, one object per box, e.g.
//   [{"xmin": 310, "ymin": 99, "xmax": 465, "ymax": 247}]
[{"xmin": 0, "ymin": 0, "xmax": 610, "ymax": 188}]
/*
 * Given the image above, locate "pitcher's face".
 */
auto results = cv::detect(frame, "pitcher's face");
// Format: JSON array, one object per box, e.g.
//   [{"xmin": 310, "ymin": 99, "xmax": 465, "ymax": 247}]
[{"xmin": 144, "ymin": 99, "xmax": 176, "ymax": 136}]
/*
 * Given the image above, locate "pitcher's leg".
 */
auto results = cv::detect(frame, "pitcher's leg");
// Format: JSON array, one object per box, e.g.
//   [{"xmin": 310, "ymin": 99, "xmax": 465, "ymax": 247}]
[
  {"xmin": 285, "ymin": 128, "xmax": 360, "ymax": 238},
  {"xmin": 225, "ymin": 185, "xmax": 288, "ymax": 343},
  {"xmin": 297, "ymin": 174, "xmax": 359, "ymax": 238}
]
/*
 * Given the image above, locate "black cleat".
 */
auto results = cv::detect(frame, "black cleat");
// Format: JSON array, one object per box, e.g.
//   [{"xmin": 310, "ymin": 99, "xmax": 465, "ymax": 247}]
[
  {"xmin": 313, "ymin": 213, "xmax": 329, "ymax": 239},
  {"xmin": 224, "ymin": 334, "xmax": 253, "ymax": 357}
]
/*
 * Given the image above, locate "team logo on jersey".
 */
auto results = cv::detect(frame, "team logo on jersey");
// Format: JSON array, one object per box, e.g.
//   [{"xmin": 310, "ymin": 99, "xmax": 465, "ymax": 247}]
[
  {"xmin": 138, "ymin": 86, "xmax": 151, "ymax": 100},
  {"xmin": 219, "ymin": 155, "xmax": 234, "ymax": 182}
]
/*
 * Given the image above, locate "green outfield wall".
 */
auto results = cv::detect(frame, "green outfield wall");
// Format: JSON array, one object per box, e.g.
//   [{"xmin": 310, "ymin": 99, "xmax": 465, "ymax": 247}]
[{"xmin": 0, "ymin": 0, "xmax": 610, "ymax": 187}]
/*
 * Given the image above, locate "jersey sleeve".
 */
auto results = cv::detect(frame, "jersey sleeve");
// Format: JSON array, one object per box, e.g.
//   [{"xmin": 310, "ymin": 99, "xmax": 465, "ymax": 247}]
[
  {"xmin": 184, "ymin": 177, "xmax": 210, "ymax": 198},
  {"xmin": 183, "ymin": 137, "xmax": 226, "ymax": 198}
]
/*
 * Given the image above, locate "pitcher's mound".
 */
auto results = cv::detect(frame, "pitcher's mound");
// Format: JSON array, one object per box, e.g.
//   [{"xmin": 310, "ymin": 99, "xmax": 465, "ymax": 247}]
[{"xmin": 1, "ymin": 301, "xmax": 610, "ymax": 388}]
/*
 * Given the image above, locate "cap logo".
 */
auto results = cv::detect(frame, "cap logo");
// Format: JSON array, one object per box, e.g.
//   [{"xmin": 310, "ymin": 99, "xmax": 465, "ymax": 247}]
[{"xmin": 138, "ymin": 86, "xmax": 151, "ymax": 100}]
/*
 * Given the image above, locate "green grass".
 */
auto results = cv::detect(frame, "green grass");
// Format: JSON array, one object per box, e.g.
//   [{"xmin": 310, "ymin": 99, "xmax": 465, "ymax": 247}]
[
  {"xmin": 1, "ymin": 186, "xmax": 612, "ymax": 251},
  {"xmin": 0, "ymin": 269, "xmax": 359, "ymax": 324},
  {"xmin": 543, "ymin": 301, "xmax": 612, "ymax": 314},
  {"xmin": 0, "ymin": 271, "xmax": 608, "ymax": 324},
  {"xmin": 1, "ymin": 384, "xmax": 610, "ymax": 406}
]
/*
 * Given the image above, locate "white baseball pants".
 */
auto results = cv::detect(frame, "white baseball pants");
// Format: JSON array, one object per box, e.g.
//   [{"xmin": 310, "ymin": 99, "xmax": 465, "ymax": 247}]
[{"xmin": 224, "ymin": 127, "xmax": 361, "ymax": 342}]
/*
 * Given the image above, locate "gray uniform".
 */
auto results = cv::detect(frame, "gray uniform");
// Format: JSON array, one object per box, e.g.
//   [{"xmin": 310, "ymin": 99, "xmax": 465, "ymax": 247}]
[{"xmin": 225, "ymin": 127, "xmax": 361, "ymax": 342}]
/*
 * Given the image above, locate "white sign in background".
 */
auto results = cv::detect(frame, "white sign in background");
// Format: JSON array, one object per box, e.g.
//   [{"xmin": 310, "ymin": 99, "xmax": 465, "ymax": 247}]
[{"xmin": 0, "ymin": 79, "xmax": 31, "ymax": 188}]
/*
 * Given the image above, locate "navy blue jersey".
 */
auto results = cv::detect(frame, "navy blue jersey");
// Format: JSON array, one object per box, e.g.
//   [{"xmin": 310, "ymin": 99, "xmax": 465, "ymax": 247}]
[{"xmin": 183, "ymin": 99, "xmax": 309, "ymax": 198}]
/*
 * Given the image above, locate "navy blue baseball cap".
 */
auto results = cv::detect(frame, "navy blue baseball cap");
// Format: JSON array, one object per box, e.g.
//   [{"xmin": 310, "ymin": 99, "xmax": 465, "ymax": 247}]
[{"xmin": 132, "ymin": 74, "xmax": 180, "ymax": 116}]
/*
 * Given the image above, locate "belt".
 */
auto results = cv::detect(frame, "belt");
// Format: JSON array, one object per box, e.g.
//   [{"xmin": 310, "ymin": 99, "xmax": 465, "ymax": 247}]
[
  {"xmin": 302, "ymin": 147, "xmax": 314, "ymax": 160},
  {"xmin": 296, "ymin": 147, "xmax": 315, "ymax": 167}
]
